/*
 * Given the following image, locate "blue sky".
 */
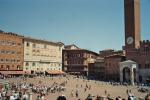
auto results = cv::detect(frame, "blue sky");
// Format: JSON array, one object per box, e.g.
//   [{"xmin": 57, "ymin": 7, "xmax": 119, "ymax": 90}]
[{"xmin": 0, "ymin": 0, "xmax": 150, "ymax": 53}]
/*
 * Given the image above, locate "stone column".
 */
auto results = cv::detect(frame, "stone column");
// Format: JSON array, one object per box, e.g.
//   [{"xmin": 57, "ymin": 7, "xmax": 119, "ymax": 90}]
[
  {"xmin": 130, "ymin": 67, "xmax": 134, "ymax": 85},
  {"xmin": 120, "ymin": 69, "xmax": 123, "ymax": 83},
  {"xmin": 136, "ymin": 64, "xmax": 139, "ymax": 83},
  {"xmin": 119, "ymin": 64, "xmax": 123, "ymax": 83}
]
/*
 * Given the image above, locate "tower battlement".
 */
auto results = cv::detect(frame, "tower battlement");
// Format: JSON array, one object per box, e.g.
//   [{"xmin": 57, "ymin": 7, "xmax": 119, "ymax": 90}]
[{"xmin": 140, "ymin": 40, "xmax": 150, "ymax": 45}]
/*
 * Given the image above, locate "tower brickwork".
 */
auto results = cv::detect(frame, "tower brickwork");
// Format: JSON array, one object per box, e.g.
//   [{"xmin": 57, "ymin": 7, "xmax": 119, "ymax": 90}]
[{"xmin": 124, "ymin": 0, "xmax": 141, "ymax": 50}]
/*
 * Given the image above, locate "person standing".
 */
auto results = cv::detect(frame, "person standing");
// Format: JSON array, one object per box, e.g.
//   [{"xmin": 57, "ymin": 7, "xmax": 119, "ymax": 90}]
[{"xmin": 76, "ymin": 90, "xmax": 78, "ymax": 97}]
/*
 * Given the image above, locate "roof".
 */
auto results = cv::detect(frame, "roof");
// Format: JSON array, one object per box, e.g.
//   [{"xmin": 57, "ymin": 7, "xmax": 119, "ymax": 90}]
[
  {"xmin": 64, "ymin": 44, "xmax": 80, "ymax": 49},
  {"xmin": 46, "ymin": 70, "xmax": 66, "ymax": 75},
  {"xmin": 23, "ymin": 37, "xmax": 64, "ymax": 46},
  {"xmin": 63, "ymin": 49, "xmax": 99, "ymax": 56},
  {"xmin": 0, "ymin": 30, "xmax": 64, "ymax": 46},
  {"xmin": 105, "ymin": 54, "xmax": 125, "ymax": 58},
  {"xmin": 103, "ymin": 49, "xmax": 114, "ymax": 51},
  {"xmin": 120, "ymin": 60, "xmax": 137, "ymax": 64}
]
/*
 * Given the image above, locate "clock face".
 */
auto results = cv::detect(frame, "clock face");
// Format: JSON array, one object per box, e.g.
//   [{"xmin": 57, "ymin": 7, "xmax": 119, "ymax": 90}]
[{"xmin": 127, "ymin": 37, "xmax": 134, "ymax": 44}]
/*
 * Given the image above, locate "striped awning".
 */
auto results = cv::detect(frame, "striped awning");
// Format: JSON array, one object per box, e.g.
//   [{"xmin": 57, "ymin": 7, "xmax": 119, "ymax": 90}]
[
  {"xmin": 0, "ymin": 70, "xmax": 31, "ymax": 75},
  {"xmin": 46, "ymin": 70, "xmax": 66, "ymax": 75}
]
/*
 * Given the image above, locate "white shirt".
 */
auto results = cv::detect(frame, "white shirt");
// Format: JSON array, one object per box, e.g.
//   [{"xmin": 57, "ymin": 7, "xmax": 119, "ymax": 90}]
[
  {"xmin": 10, "ymin": 95, "xmax": 15, "ymax": 100},
  {"xmin": 22, "ymin": 94, "xmax": 28, "ymax": 100}
]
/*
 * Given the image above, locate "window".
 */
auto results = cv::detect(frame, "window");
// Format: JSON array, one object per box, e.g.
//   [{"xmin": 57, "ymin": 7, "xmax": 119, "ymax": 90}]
[
  {"xmin": 59, "ymin": 47, "xmax": 61, "ymax": 51},
  {"xmin": 6, "ymin": 59, "xmax": 9, "ymax": 63},
  {"xmin": 17, "ymin": 52, "xmax": 21, "ymax": 54},
  {"xmin": 26, "ymin": 62, "xmax": 29, "ymax": 66},
  {"xmin": 12, "ymin": 51, "xmax": 15, "ymax": 54},
  {"xmin": 1, "ymin": 50, "xmax": 5, "ymax": 54},
  {"xmin": 11, "ymin": 59, "xmax": 16, "ymax": 63},
  {"xmin": 33, "ymin": 44, "xmax": 36, "ymax": 48},
  {"xmin": 44, "ymin": 44, "xmax": 47, "ymax": 49},
  {"xmin": 1, "ymin": 41, "xmax": 5, "ymax": 45},
  {"xmin": 6, "ymin": 65, "xmax": 10, "ymax": 70},
  {"xmin": 17, "ymin": 43, "xmax": 21, "ymax": 46},
  {"xmin": 32, "ymin": 50, "xmax": 36, "ymax": 52},
  {"xmin": 6, "ymin": 41, "xmax": 9, "ymax": 45},
  {"xmin": 17, "ymin": 59, "xmax": 20, "ymax": 63},
  {"xmin": 12, "ymin": 42, "xmax": 15, "ymax": 46},
  {"xmin": 32, "ymin": 62, "xmax": 35, "ymax": 66},
  {"xmin": 148, "ymin": 64, "xmax": 150, "ymax": 68},
  {"xmin": 26, "ymin": 53, "xmax": 29, "ymax": 55},
  {"xmin": 26, "ymin": 42, "xmax": 30, "ymax": 47},
  {"xmin": 145, "ymin": 64, "xmax": 150, "ymax": 68},
  {"xmin": 59, "ymin": 64, "xmax": 61, "ymax": 66},
  {"xmin": 109, "ymin": 63, "xmax": 111, "ymax": 66},
  {"xmin": 17, "ymin": 65, "xmax": 20, "ymax": 70},
  {"xmin": 1, "ymin": 65, "xmax": 3, "ymax": 69},
  {"xmin": 6, "ymin": 51, "xmax": 10, "ymax": 54},
  {"xmin": 0, "ymin": 41, "xmax": 2, "ymax": 45},
  {"xmin": 138, "ymin": 64, "xmax": 141, "ymax": 69}
]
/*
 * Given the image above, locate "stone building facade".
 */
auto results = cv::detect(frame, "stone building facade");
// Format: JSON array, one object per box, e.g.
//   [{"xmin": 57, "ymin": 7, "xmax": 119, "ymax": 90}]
[
  {"xmin": 124, "ymin": 0, "xmax": 150, "ymax": 83},
  {"xmin": 23, "ymin": 37, "xmax": 64, "ymax": 74},
  {"xmin": 0, "ymin": 31, "xmax": 24, "ymax": 71},
  {"xmin": 62, "ymin": 48, "xmax": 98, "ymax": 76}
]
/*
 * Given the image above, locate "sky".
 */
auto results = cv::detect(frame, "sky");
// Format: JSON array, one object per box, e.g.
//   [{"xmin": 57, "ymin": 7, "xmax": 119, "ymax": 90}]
[{"xmin": 0, "ymin": 0, "xmax": 150, "ymax": 53}]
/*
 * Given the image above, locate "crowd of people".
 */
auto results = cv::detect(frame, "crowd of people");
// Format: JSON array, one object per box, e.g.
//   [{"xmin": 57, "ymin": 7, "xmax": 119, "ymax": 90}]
[
  {"xmin": 0, "ymin": 77, "xmax": 67, "ymax": 100},
  {"xmin": 0, "ymin": 74, "xmax": 149, "ymax": 100}
]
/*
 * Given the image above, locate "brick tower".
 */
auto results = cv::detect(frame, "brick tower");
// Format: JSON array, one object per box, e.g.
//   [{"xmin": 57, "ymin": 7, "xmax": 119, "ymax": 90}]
[{"xmin": 124, "ymin": 0, "xmax": 141, "ymax": 53}]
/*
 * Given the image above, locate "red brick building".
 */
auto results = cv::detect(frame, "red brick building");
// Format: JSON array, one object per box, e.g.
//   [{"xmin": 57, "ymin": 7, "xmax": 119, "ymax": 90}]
[
  {"xmin": 0, "ymin": 31, "xmax": 24, "ymax": 74},
  {"xmin": 105, "ymin": 55, "xmax": 126, "ymax": 81},
  {"xmin": 124, "ymin": 0, "xmax": 150, "ymax": 82},
  {"xmin": 88, "ymin": 57, "xmax": 105, "ymax": 80},
  {"xmin": 99, "ymin": 49, "xmax": 125, "ymax": 58},
  {"xmin": 62, "ymin": 47, "xmax": 98, "ymax": 76}
]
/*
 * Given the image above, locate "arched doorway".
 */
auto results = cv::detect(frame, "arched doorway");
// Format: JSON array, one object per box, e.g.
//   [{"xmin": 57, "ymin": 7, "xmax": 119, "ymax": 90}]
[
  {"xmin": 122, "ymin": 67, "xmax": 136, "ymax": 84},
  {"xmin": 119, "ymin": 60, "xmax": 138, "ymax": 85},
  {"xmin": 123, "ymin": 67, "xmax": 130, "ymax": 83}
]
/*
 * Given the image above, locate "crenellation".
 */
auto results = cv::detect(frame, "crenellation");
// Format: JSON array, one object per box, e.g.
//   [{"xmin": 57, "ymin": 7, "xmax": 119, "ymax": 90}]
[{"xmin": 140, "ymin": 40, "xmax": 150, "ymax": 45}]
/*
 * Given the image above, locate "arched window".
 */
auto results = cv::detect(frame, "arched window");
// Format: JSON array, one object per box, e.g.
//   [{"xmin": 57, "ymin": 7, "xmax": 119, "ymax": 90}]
[
  {"xmin": 6, "ymin": 65, "xmax": 10, "ymax": 70},
  {"xmin": 32, "ymin": 62, "xmax": 35, "ymax": 66},
  {"xmin": 32, "ymin": 43, "xmax": 36, "ymax": 48},
  {"xmin": 26, "ymin": 42, "xmax": 30, "ymax": 47},
  {"xmin": 1, "ymin": 65, "xmax": 4, "ymax": 69},
  {"xmin": 26, "ymin": 62, "xmax": 29, "ymax": 66},
  {"xmin": 17, "ymin": 65, "xmax": 20, "ymax": 70}
]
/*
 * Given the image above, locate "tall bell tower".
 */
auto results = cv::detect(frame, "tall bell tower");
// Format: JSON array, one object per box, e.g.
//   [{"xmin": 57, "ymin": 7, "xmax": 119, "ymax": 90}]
[{"xmin": 124, "ymin": 0, "xmax": 141, "ymax": 50}]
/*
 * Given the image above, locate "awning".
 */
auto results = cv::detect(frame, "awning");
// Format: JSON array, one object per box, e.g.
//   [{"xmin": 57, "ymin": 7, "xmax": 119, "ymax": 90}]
[
  {"xmin": 46, "ymin": 70, "xmax": 66, "ymax": 75},
  {"xmin": 0, "ymin": 70, "xmax": 31, "ymax": 75}
]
